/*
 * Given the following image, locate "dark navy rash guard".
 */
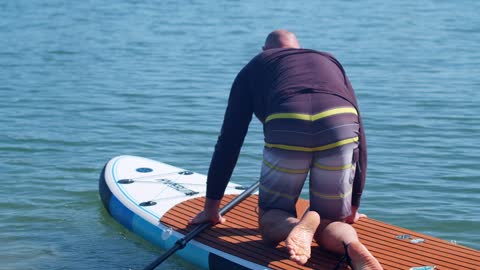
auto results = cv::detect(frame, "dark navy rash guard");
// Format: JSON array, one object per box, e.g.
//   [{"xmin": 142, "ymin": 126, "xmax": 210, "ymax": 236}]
[{"xmin": 206, "ymin": 48, "xmax": 367, "ymax": 207}]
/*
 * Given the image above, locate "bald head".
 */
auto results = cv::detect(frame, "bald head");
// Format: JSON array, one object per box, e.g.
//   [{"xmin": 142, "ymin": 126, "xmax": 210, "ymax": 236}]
[{"xmin": 263, "ymin": 30, "xmax": 301, "ymax": 51}]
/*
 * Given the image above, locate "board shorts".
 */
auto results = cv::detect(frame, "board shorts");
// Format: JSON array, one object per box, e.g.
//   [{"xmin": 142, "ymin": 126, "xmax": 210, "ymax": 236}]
[{"xmin": 258, "ymin": 93, "xmax": 360, "ymax": 221}]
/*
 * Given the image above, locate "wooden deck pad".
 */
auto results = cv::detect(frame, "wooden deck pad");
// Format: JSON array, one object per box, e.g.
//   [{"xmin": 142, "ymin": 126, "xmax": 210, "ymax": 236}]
[{"xmin": 161, "ymin": 195, "xmax": 480, "ymax": 270}]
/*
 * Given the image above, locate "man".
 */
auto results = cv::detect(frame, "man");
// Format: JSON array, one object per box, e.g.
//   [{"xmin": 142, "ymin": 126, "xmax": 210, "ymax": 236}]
[{"xmin": 190, "ymin": 30, "xmax": 382, "ymax": 270}]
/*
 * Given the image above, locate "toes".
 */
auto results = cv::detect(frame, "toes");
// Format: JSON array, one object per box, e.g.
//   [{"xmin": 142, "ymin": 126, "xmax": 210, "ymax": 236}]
[{"xmin": 286, "ymin": 244, "xmax": 309, "ymax": 265}]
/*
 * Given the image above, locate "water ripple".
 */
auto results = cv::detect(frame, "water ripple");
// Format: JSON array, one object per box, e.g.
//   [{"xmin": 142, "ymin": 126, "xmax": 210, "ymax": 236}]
[{"xmin": 1, "ymin": 1, "xmax": 479, "ymax": 269}]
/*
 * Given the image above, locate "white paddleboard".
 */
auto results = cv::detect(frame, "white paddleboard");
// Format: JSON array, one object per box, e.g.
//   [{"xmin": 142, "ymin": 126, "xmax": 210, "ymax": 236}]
[{"xmin": 100, "ymin": 155, "xmax": 480, "ymax": 270}]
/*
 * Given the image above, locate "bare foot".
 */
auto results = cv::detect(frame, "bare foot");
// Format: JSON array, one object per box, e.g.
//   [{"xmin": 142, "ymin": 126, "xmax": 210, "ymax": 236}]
[
  {"xmin": 347, "ymin": 241, "xmax": 383, "ymax": 270},
  {"xmin": 285, "ymin": 211, "xmax": 320, "ymax": 265}
]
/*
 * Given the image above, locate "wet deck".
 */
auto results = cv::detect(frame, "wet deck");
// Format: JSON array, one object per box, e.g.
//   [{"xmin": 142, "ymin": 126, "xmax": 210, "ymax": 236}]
[{"xmin": 161, "ymin": 195, "xmax": 480, "ymax": 269}]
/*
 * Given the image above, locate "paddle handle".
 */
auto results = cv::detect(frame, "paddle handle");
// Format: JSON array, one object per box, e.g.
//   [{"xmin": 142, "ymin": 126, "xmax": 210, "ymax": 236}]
[
  {"xmin": 143, "ymin": 181, "xmax": 260, "ymax": 270},
  {"xmin": 219, "ymin": 181, "xmax": 260, "ymax": 215}
]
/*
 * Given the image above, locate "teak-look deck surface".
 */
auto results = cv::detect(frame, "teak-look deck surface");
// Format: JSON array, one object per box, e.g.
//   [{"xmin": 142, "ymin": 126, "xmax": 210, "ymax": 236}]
[{"xmin": 161, "ymin": 195, "xmax": 480, "ymax": 270}]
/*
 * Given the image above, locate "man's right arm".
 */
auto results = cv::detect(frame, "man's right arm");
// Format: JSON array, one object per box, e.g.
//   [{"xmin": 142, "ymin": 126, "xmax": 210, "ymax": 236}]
[
  {"xmin": 190, "ymin": 66, "xmax": 253, "ymax": 225},
  {"xmin": 205, "ymin": 67, "xmax": 253, "ymax": 201}
]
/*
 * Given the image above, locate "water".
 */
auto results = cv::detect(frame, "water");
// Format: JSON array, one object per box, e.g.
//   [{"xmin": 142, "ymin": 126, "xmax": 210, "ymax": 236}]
[{"xmin": 1, "ymin": 1, "xmax": 479, "ymax": 269}]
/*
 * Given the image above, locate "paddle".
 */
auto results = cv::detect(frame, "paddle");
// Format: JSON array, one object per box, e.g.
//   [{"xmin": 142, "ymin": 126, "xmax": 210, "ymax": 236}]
[{"xmin": 143, "ymin": 181, "xmax": 260, "ymax": 270}]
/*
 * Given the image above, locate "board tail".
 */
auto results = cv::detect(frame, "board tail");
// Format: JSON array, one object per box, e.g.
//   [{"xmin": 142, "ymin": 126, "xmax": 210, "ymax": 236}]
[{"xmin": 98, "ymin": 164, "xmax": 112, "ymax": 214}]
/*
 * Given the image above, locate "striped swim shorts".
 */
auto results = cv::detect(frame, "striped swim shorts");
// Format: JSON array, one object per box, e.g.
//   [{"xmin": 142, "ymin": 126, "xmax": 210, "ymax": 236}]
[{"xmin": 258, "ymin": 94, "xmax": 360, "ymax": 220}]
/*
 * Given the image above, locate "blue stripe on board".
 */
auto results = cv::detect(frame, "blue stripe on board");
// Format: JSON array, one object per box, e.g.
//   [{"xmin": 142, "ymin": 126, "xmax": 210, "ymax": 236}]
[
  {"xmin": 109, "ymin": 194, "xmax": 135, "ymax": 231},
  {"xmin": 131, "ymin": 214, "xmax": 210, "ymax": 269},
  {"xmin": 209, "ymin": 253, "xmax": 251, "ymax": 270}
]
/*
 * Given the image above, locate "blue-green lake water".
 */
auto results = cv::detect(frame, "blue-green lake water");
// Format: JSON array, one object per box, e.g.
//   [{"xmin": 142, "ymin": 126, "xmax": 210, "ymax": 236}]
[{"xmin": 1, "ymin": 1, "xmax": 479, "ymax": 269}]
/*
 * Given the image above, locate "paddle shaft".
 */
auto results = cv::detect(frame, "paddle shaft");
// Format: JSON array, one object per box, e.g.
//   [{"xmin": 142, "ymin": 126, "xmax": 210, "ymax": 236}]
[{"xmin": 143, "ymin": 181, "xmax": 260, "ymax": 270}]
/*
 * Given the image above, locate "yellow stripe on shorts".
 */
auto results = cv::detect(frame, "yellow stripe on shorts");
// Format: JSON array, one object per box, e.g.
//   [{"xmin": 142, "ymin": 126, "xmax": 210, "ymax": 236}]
[
  {"xmin": 265, "ymin": 136, "xmax": 359, "ymax": 152},
  {"xmin": 259, "ymin": 184, "xmax": 296, "ymax": 200},
  {"xmin": 263, "ymin": 159, "xmax": 309, "ymax": 174},
  {"xmin": 313, "ymin": 163, "xmax": 352, "ymax": 171},
  {"xmin": 265, "ymin": 107, "xmax": 358, "ymax": 123},
  {"xmin": 311, "ymin": 189, "xmax": 353, "ymax": 200}
]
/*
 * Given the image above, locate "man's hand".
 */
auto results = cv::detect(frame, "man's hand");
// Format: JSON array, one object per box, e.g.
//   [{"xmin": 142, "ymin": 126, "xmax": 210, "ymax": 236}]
[
  {"xmin": 344, "ymin": 205, "xmax": 367, "ymax": 224},
  {"xmin": 188, "ymin": 198, "xmax": 226, "ymax": 225}
]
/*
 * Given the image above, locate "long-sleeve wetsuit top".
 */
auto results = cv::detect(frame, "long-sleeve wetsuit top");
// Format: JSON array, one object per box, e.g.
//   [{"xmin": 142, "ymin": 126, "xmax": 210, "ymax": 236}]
[{"xmin": 206, "ymin": 48, "xmax": 367, "ymax": 207}]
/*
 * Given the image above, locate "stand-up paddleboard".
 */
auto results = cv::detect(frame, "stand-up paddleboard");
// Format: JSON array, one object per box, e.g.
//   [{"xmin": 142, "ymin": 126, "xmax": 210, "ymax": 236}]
[{"xmin": 99, "ymin": 155, "xmax": 480, "ymax": 270}]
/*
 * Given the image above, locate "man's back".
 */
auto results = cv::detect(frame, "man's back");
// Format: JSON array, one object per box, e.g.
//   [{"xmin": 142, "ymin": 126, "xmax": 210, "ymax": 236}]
[{"xmin": 242, "ymin": 48, "xmax": 353, "ymax": 122}]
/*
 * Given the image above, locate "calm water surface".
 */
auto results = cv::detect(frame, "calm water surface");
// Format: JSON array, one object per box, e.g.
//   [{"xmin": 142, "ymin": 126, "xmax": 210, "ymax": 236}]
[{"xmin": 1, "ymin": 1, "xmax": 479, "ymax": 269}]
